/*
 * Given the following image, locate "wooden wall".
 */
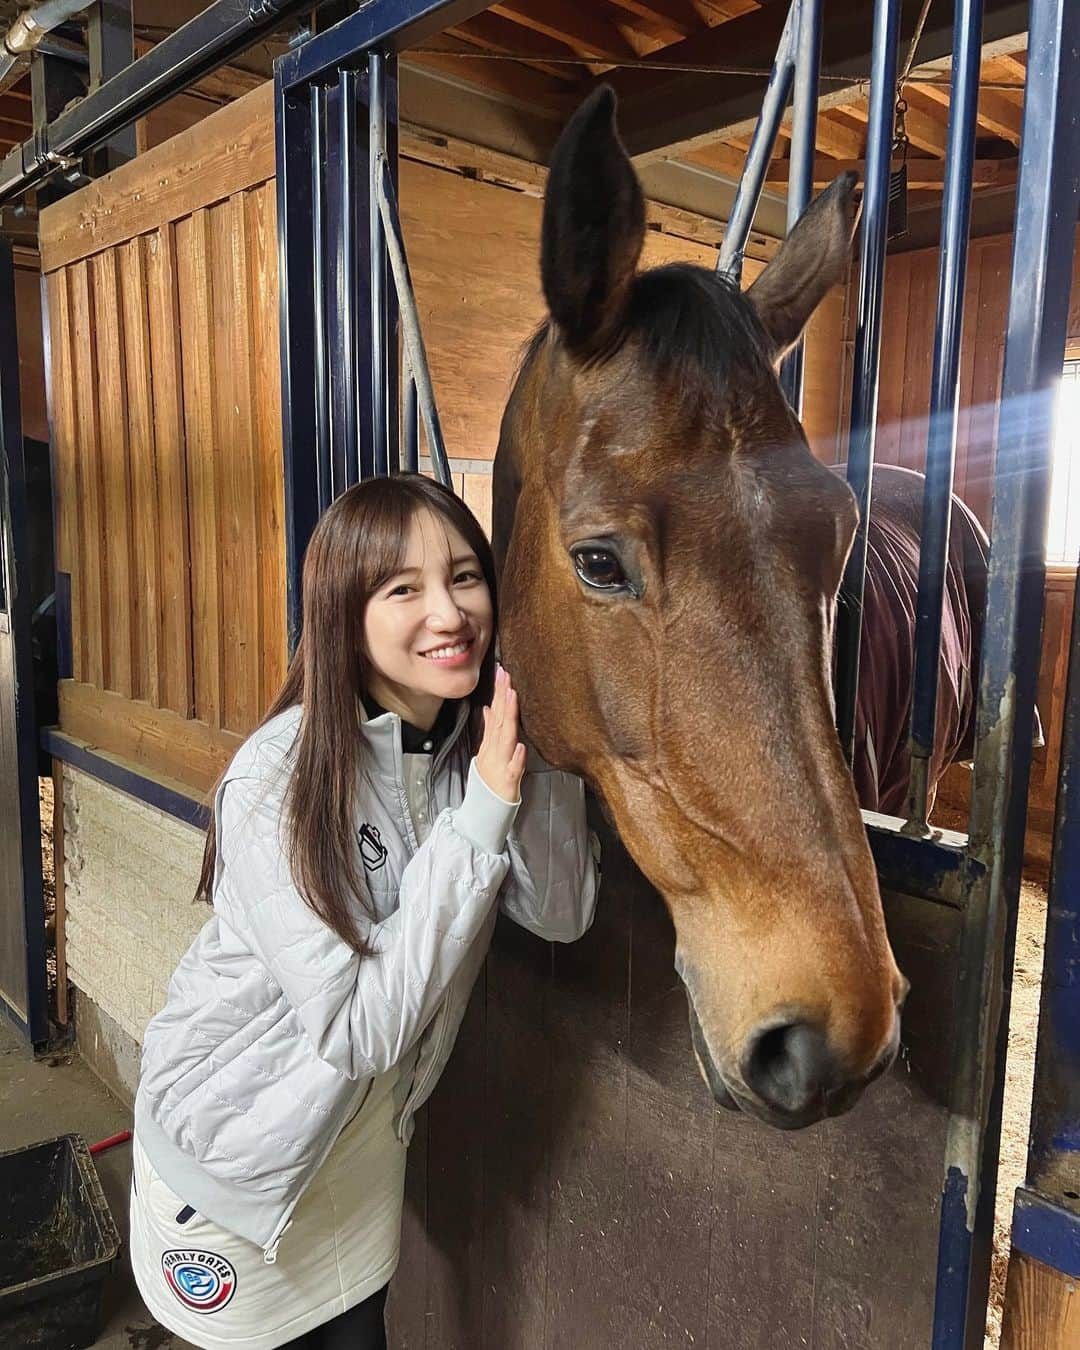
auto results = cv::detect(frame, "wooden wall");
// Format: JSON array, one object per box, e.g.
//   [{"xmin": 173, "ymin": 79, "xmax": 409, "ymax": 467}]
[{"xmin": 39, "ymin": 82, "xmax": 849, "ymax": 796}]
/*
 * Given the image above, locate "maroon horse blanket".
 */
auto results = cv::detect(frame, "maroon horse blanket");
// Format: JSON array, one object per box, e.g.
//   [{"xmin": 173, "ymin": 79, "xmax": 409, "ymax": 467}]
[{"xmin": 840, "ymin": 464, "xmax": 990, "ymax": 816}]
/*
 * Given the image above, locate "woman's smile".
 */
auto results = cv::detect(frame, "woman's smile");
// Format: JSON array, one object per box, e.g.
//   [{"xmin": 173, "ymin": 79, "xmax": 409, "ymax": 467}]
[{"xmin": 420, "ymin": 636, "xmax": 476, "ymax": 667}]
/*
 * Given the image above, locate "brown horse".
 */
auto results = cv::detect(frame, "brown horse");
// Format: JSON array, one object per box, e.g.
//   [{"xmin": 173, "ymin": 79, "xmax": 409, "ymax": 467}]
[{"xmin": 492, "ymin": 88, "xmax": 907, "ymax": 1131}]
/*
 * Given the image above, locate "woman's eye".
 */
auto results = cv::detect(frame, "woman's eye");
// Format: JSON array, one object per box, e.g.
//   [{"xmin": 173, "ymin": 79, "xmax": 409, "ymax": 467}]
[
  {"xmin": 572, "ymin": 548, "xmax": 628, "ymax": 591},
  {"xmin": 453, "ymin": 570, "xmax": 480, "ymax": 585},
  {"xmin": 388, "ymin": 584, "xmax": 414, "ymax": 597}
]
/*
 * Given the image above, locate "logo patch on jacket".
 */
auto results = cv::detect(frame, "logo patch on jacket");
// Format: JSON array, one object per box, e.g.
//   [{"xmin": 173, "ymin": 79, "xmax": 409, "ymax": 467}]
[
  {"xmin": 162, "ymin": 1249, "xmax": 237, "ymax": 1313},
  {"xmin": 358, "ymin": 823, "xmax": 389, "ymax": 872}
]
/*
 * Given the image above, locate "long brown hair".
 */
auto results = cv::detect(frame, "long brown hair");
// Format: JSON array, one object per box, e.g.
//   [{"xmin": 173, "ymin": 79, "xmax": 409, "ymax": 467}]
[{"xmin": 195, "ymin": 473, "xmax": 498, "ymax": 954}]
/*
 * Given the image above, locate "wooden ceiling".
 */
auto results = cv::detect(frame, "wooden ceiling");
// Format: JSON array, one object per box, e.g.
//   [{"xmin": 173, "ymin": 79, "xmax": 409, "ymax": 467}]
[{"xmin": 0, "ymin": 1, "xmax": 1027, "ymax": 219}]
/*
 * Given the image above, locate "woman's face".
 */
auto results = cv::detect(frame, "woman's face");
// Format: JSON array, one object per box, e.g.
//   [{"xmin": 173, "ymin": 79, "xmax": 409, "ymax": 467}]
[{"xmin": 363, "ymin": 508, "xmax": 493, "ymax": 727}]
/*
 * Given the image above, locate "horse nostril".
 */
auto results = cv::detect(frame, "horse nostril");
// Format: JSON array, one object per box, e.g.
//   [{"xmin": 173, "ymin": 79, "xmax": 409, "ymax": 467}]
[{"xmin": 742, "ymin": 1021, "xmax": 835, "ymax": 1116}]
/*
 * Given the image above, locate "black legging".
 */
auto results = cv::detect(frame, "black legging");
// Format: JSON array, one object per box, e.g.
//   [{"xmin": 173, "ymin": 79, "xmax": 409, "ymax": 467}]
[{"xmin": 279, "ymin": 1285, "xmax": 387, "ymax": 1349}]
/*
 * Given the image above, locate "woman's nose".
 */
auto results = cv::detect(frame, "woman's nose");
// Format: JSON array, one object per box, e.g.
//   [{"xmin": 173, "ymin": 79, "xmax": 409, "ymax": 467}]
[{"xmin": 426, "ymin": 590, "xmax": 465, "ymax": 631}]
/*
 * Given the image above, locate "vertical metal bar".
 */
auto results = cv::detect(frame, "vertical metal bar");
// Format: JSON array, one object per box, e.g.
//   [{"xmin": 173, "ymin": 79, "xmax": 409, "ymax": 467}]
[
  {"xmin": 383, "ymin": 54, "xmax": 401, "ymax": 477},
  {"xmin": 323, "ymin": 78, "xmax": 349, "ymax": 497},
  {"xmin": 311, "ymin": 84, "xmax": 332, "ymax": 514},
  {"xmin": 904, "ymin": 0, "xmax": 984, "ymax": 829},
  {"xmin": 276, "ymin": 71, "xmax": 320, "ymax": 650},
  {"xmin": 337, "ymin": 67, "xmax": 361, "ymax": 489},
  {"xmin": 833, "ymin": 0, "xmax": 902, "ymax": 762},
  {"xmin": 932, "ymin": 0, "xmax": 1080, "ymax": 1339},
  {"xmin": 369, "ymin": 49, "xmax": 389, "ymax": 478},
  {"xmin": 778, "ymin": 0, "xmax": 823, "ymax": 414},
  {"xmin": 716, "ymin": 0, "xmax": 797, "ymax": 285},
  {"xmin": 376, "ymin": 156, "xmax": 452, "ymax": 487},
  {"xmin": 404, "ymin": 370, "xmax": 419, "ymax": 473},
  {"xmin": 87, "ymin": 0, "xmax": 135, "ymax": 172}
]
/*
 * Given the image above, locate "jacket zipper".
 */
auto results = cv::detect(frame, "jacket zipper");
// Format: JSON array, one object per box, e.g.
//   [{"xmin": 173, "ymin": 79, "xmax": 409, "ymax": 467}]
[{"xmin": 397, "ymin": 994, "xmax": 454, "ymax": 1135}]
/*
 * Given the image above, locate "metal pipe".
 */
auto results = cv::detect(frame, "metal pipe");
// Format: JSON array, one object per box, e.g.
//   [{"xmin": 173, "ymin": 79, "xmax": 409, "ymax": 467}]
[
  {"xmin": 369, "ymin": 49, "xmax": 389, "ymax": 478},
  {"xmin": 904, "ymin": 0, "xmax": 984, "ymax": 829},
  {"xmin": 375, "ymin": 153, "xmax": 452, "ymax": 487},
  {"xmin": 404, "ymin": 371, "xmax": 419, "ymax": 473},
  {"xmin": 337, "ymin": 66, "xmax": 361, "ymax": 490},
  {"xmin": 0, "ymin": 0, "xmax": 316, "ymax": 204},
  {"xmin": 778, "ymin": 0, "xmax": 823, "ymax": 413},
  {"xmin": 0, "ymin": 0, "xmax": 96, "ymax": 95},
  {"xmin": 716, "ymin": 0, "xmax": 797, "ymax": 285},
  {"xmin": 932, "ymin": 0, "xmax": 1080, "ymax": 1339},
  {"xmin": 833, "ymin": 0, "xmax": 901, "ymax": 763},
  {"xmin": 310, "ymin": 85, "xmax": 332, "ymax": 514}
]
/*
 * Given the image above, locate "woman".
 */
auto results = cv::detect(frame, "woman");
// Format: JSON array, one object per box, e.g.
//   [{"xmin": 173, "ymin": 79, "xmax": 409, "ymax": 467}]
[{"xmin": 129, "ymin": 474, "xmax": 599, "ymax": 1348}]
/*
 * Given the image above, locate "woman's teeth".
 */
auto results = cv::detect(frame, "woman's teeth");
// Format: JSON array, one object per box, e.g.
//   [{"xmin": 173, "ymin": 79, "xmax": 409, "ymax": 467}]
[{"xmin": 424, "ymin": 641, "xmax": 471, "ymax": 661}]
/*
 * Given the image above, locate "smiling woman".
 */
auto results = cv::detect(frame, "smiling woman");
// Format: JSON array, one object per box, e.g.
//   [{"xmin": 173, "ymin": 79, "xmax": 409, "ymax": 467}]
[{"xmin": 127, "ymin": 470, "xmax": 600, "ymax": 1350}]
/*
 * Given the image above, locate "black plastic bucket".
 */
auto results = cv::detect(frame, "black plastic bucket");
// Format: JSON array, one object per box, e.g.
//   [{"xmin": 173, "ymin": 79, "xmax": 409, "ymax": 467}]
[{"xmin": 0, "ymin": 1134, "xmax": 121, "ymax": 1349}]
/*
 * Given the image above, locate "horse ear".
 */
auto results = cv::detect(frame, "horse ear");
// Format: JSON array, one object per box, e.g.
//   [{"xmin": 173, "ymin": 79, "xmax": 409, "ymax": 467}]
[
  {"xmin": 746, "ymin": 171, "xmax": 858, "ymax": 362},
  {"xmin": 541, "ymin": 86, "xmax": 646, "ymax": 358}
]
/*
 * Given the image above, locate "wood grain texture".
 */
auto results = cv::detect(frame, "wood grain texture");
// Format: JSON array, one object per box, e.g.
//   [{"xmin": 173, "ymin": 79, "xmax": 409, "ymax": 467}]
[
  {"xmin": 1001, "ymin": 1250, "xmax": 1080, "ymax": 1349},
  {"xmin": 58, "ymin": 680, "xmax": 240, "ymax": 795},
  {"xmin": 45, "ymin": 268, "xmax": 82, "ymax": 680},
  {"xmin": 175, "ymin": 209, "xmax": 224, "ymax": 730},
  {"xmin": 67, "ymin": 260, "xmax": 107, "ymax": 690},
  {"xmin": 145, "ymin": 224, "xmax": 195, "ymax": 720}
]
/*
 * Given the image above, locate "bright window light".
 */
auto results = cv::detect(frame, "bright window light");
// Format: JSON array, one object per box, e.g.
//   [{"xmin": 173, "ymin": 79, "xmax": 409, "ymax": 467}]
[{"xmin": 1046, "ymin": 360, "xmax": 1080, "ymax": 564}]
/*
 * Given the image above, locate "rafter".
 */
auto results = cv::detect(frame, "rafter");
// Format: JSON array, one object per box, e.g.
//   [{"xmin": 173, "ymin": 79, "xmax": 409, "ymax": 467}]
[
  {"xmin": 405, "ymin": 34, "xmax": 574, "ymax": 113},
  {"xmin": 602, "ymin": 0, "xmax": 703, "ymax": 42},
  {"xmin": 763, "ymin": 156, "xmax": 1017, "ymax": 189},
  {"xmin": 814, "ymin": 110, "xmax": 865, "ymax": 159},
  {"xmin": 491, "ymin": 0, "xmax": 638, "ymax": 62},
  {"xmin": 449, "ymin": 12, "xmax": 585, "ymax": 80}
]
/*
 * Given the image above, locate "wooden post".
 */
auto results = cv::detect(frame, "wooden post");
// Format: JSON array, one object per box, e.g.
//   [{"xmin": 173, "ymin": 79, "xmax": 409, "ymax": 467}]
[{"xmin": 1001, "ymin": 1249, "xmax": 1080, "ymax": 1348}]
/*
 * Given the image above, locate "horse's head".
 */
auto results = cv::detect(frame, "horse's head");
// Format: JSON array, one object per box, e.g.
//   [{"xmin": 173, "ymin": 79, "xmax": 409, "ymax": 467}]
[{"xmin": 493, "ymin": 88, "xmax": 906, "ymax": 1130}]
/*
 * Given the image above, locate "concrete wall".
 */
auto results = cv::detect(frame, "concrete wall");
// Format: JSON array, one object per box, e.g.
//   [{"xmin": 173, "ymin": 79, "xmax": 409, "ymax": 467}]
[{"xmin": 62, "ymin": 766, "xmax": 207, "ymax": 1053}]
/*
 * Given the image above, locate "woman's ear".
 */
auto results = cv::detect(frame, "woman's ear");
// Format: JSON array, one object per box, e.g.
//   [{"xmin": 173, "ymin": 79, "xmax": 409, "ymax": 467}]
[
  {"xmin": 540, "ymin": 86, "xmax": 646, "ymax": 360},
  {"xmin": 746, "ymin": 171, "xmax": 858, "ymax": 362}
]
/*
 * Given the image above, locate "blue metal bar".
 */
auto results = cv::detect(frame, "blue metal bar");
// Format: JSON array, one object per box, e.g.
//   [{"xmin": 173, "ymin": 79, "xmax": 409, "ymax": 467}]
[
  {"xmin": 933, "ymin": 0, "xmax": 1080, "ymax": 1339},
  {"xmin": 778, "ymin": 0, "xmax": 823, "ymax": 413},
  {"xmin": 322, "ymin": 78, "xmax": 351, "ymax": 497},
  {"xmin": 832, "ymin": 0, "xmax": 901, "ymax": 763},
  {"xmin": 905, "ymin": 0, "xmax": 984, "ymax": 829},
  {"xmin": 275, "ymin": 70, "xmax": 320, "ymax": 649},
  {"xmin": 337, "ymin": 66, "xmax": 362, "ymax": 489},
  {"xmin": 404, "ymin": 371, "xmax": 419, "ymax": 473},
  {"xmin": 369, "ymin": 50, "xmax": 389, "ymax": 478},
  {"xmin": 375, "ymin": 155, "xmax": 452, "ymax": 487},
  {"xmin": 279, "ymin": 0, "xmax": 492, "ymax": 90},
  {"xmin": 1011, "ymin": 1190, "xmax": 1080, "ymax": 1281},
  {"xmin": 716, "ymin": 0, "xmax": 797, "ymax": 285},
  {"xmin": 310, "ymin": 83, "xmax": 332, "ymax": 513}
]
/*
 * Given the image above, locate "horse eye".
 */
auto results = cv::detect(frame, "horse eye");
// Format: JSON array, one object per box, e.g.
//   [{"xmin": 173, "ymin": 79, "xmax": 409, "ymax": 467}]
[{"xmin": 573, "ymin": 548, "xmax": 628, "ymax": 591}]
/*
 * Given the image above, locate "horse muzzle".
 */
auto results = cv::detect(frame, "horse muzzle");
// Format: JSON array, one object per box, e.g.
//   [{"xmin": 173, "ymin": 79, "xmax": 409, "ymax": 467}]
[{"xmin": 685, "ymin": 991, "xmax": 902, "ymax": 1131}]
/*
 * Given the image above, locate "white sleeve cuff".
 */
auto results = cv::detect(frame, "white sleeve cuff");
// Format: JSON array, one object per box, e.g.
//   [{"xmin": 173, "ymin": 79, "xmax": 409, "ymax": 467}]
[{"xmin": 452, "ymin": 761, "xmax": 521, "ymax": 856}]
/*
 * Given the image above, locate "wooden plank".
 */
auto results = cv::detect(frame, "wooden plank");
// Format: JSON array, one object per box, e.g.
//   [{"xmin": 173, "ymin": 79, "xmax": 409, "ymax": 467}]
[
  {"xmin": 1001, "ymin": 1250, "xmax": 1080, "ymax": 1348},
  {"xmin": 52, "ymin": 759, "xmax": 68, "ymax": 1028},
  {"xmin": 245, "ymin": 182, "xmax": 288, "ymax": 714},
  {"xmin": 965, "ymin": 238, "xmax": 1011, "ymax": 529},
  {"xmin": 58, "ymin": 680, "xmax": 241, "ymax": 795},
  {"xmin": 90, "ymin": 249, "xmax": 135, "ymax": 699},
  {"xmin": 898, "ymin": 251, "xmax": 936, "ymax": 472},
  {"xmin": 118, "ymin": 237, "xmax": 161, "ymax": 707},
  {"xmin": 44, "ymin": 269, "xmax": 84, "ymax": 681},
  {"xmin": 145, "ymin": 224, "xmax": 195, "ymax": 719},
  {"xmin": 210, "ymin": 197, "xmax": 260, "ymax": 734},
  {"xmin": 39, "ymin": 82, "xmax": 275, "ymax": 273},
  {"xmin": 67, "ymin": 260, "xmax": 107, "ymax": 690},
  {"xmin": 175, "ymin": 209, "xmax": 224, "ymax": 729},
  {"xmin": 763, "ymin": 156, "xmax": 1016, "ymax": 189},
  {"xmin": 491, "ymin": 0, "xmax": 637, "ymax": 60}
]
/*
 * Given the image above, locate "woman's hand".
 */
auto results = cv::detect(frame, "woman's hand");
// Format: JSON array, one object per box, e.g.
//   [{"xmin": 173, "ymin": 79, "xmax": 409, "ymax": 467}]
[{"xmin": 475, "ymin": 666, "xmax": 527, "ymax": 802}]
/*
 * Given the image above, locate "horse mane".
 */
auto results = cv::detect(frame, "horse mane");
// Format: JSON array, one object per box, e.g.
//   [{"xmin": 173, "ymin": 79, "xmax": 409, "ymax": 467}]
[{"xmin": 519, "ymin": 263, "xmax": 773, "ymax": 401}]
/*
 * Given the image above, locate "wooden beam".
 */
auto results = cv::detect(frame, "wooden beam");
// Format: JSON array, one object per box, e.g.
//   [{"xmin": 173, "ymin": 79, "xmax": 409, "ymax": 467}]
[
  {"xmin": 491, "ymin": 0, "xmax": 637, "ymax": 61},
  {"xmin": 815, "ymin": 109, "xmax": 866, "ymax": 159},
  {"xmin": 845, "ymin": 92, "xmax": 948, "ymax": 156},
  {"xmin": 907, "ymin": 70, "xmax": 1023, "ymax": 146},
  {"xmin": 449, "ymin": 13, "xmax": 583, "ymax": 80},
  {"xmin": 407, "ymin": 35, "xmax": 575, "ymax": 112},
  {"xmin": 603, "ymin": 0, "xmax": 703, "ymax": 42},
  {"xmin": 763, "ymin": 156, "xmax": 1017, "ymax": 189},
  {"xmin": 1001, "ymin": 1250, "xmax": 1080, "ymax": 1348},
  {"xmin": 614, "ymin": 0, "xmax": 1027, "ymax": 160}
]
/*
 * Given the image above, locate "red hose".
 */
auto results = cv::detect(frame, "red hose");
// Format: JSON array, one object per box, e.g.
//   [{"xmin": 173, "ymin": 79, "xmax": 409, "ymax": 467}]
[{"xmin": 89, "ymin": 1129, "xmax": 132, "ymax": 1156}]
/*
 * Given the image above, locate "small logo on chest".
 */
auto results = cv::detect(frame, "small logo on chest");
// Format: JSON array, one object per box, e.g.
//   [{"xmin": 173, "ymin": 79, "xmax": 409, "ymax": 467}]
[{"xmin": 358, "ymin": 823, "xmax": 389, "ymax": 872}]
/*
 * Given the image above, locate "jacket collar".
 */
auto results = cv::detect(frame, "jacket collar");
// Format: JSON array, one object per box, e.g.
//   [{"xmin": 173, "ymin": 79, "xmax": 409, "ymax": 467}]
[{"xmin": 359, "ymin": 699, "xmax": 472, "ymax": 779}]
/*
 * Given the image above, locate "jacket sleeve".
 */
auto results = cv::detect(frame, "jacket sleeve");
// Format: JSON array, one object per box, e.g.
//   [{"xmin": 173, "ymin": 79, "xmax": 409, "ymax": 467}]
[
  {"xmin": 497, "ymin": 751, "xmax": 601, "ymax": 943},
  {"xmin": 214, "ymin": 769, "xmax": 515, "ymax": 1081}
]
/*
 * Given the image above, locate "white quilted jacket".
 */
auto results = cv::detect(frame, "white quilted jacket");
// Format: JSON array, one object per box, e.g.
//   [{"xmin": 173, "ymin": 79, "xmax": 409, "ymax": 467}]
[{"xmin": 134, "ymin": 702, "xmax": 598, "ymax": 1255}]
